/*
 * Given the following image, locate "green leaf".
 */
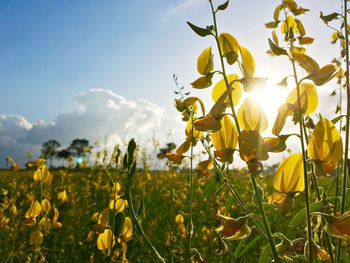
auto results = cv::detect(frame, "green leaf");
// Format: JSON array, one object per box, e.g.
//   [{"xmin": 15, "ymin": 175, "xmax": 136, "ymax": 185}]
[
  {"xmin": 191, "ymin": 74, "xmax": 214, "ymax": 89},
  {"xmin": 264, "ymin": 21, "xmax": 280, "ymax": 28},
  {"xmin": 268, "ymin": 38, "xmax": 287, "ymax": 56},
  {"xmin": 123, "ymin": 153, "xmax": 128, "ymax": 169},
  {"xmin": 234, "ymin": 238, "xmax": 248, "ymax": 258},
  {"xmin": 238, "ymin": 236, "xmax": 262, "ymax": 258},
  {"xmin": 217, "ymin": 0, "xmax": 229, "ymax": 11},
  {"xmin": 290, "ymin": 196, "xmax": 339, "ymax": 227},
  {"xmin": 331, "ymin": 115, "xmax": 346, "ymax": 125},
  {"xmin": 258, "ymin": 244, "xmax": 271, "ymax": 263},
  {"xmin": 225, "ymin": 196, "xmax": 235, "ymax": 212},
  {"xmin": 187, "ymin": 22, "xmax": 211, "ymax": 37},
  {"xmin": 200, "ymin": 179, "xmax": 218, "ymax": 198},
  {"xmin": 128, "ymin": 138, "xmax": 136, "ymax": 155},
  {"xmin": 276, "ymin": 76, "xmax": 289, "ymax": 87},
  {"xmin": 320, "ymin": 12, "xmax": 339, "ymax": 23}
]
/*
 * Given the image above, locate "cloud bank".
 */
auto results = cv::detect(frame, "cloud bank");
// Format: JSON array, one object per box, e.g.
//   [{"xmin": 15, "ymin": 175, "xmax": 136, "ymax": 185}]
[{"xmin": 0, "ymin": 89, "xmax": 166, "ymax": 166}]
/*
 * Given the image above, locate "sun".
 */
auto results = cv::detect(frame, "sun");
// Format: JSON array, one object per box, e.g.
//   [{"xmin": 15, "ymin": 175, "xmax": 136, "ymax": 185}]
[{"xmin": 243, "ymin": 79, "xmax": 290, "ymax": 134}]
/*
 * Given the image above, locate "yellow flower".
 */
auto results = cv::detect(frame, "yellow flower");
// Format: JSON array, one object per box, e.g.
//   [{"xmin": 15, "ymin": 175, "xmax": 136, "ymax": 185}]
[
  {"xmin": 304, "ymin": 240, "xmax": 330, "ymax": 261},
  {"xmin": 285, "ymin": 82, "xmax": 318, "ymax": 115},
  {"xmin": 272, "ymin": 83, "xmax": 318, "ymax": 135},
  {"xmin": 238, "ymin": 130, "xmax": 268, "ymax": 162},
  {"xmin": 318, "ymin": 211, "xmax": 350, "ymax": 240},
  {"xmin": 212, "ymin": 115, "xmax": 238, "ymax": 163},
  {"xmin": 215, "ymin": 214, "xmax": 251, "ymax": 241},
  {"xmin": 212, "ymin": 74, "xmax": 242, "ymax": 105},
  {"xmin": 272, "ymin": 153, "xmax": 304, "ymax": 210},
  {"xmin": 165, "ymin": 140, "xmax": 191, "ymax": 165},
  {"xmin": 307, "ymin": 118, "xmax": 343, "ymax": 175},
  {"xmin": 97, "ymin": 229, "xmax": 115, "ymax": 252},
  {"xmin": 196, "ymin": 159, "xmax": 213, "ymax": 176},
  {"xmin": 197, "ymin": 47, "xmax": 214, "ymax": 75},
  {"xmin": 281, "ymin": 15, "xmax": 298, "ymax": 34},
  {"xmin": 274, "ymin": 153, "xmax": 304, "ymax": 194},
  {"xmin": 237, "ymin": 98, "xmax": 268, "ymax": 133}
]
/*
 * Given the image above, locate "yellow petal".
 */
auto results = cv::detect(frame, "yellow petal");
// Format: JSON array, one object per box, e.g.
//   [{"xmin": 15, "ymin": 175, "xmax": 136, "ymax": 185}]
[
  {"xmin": 98, "ymin": 208, "xmax": 110, "ymax": 227},
  {"xmin": 214, "ymin": 148, "xmax": 235, "ymax": 164},
  {"xmin": 308, "ymin": 118, "xmax": 343, "ymax": 163},
  {"xmin": 121, "ymin": 217, "xmax": 133, "ymax": 242},
  {"xmin": 97, "ymin": 229, "xmax": 115, "ymax": 251},
  {"xmin": 175, "ymin": 140, "xmax": 191, "ymax": 156},
  {"xmin": 286, "ymin": 82, "xmax": 318, "ymax": 115},
  {"xmin": 219, "ymin": 33, "xmax": 239, "ymax": 65},
  {"xmin": 185, "ymin": 118, "xmax": 203, "ymax": 140},
  {"xmin": 197, "ymin": 47, "xmax": 213, "ymax": 75},
  {"xmin": 196, "ymin": 159, "xmax": 213, "ymax": 175},
  {"xmin": 240, "ymin": 46, "xmax": 255, "ymax": 78},
  {"xmin": 33, "ymin": 165, "xmax": 50, "ymax": 182},
  {"xmin": 29, "ymin": 231, "xmax": 44, "ymax": 247},
  {"xmin": 109, "ymin": 199, "xmax": 126, "ymax": 214},
  {"xmin": 292, "ymin": 52, "xmax": 319, "ymax": 74},
  {"xmin": 212, "ymin": 74, "xmax": 242, "ymax": 106},
  {"xmin": 308, "ymin": 64, "xmax": 336, "ymax": 86},
  {"xmin": 273, "ymin": 153, "xmax": 304, "ymax": 194},
  {"xmin": 238, "ymin": 130, "xmax": 268, "ymax": 162},
  {"xmin": 41, "ymin": 199, "xmax": 51, "ymax": 213},
  {"xmin": 272, "ymin": 104, "xmax": 295, "ymax": 136},
  {"xmin": 212, "ymin": 115, "xmax": 238, "ymax": 150},
  {"xmin": 25, "ymin": 200, "xmax": 41, "ymax": 218},
  {"xmin": 58, "ymin": 190, "xmax": 68, "ymax": 202},
  {"xmin": 237, "ymin": 98, "xmax": 268, "ymax": 132},
  {"xmin": 193, "ymin": 114, "xmax": 222, "ymax": 132},
  {"xmin": 175, "ymin": 214, "xmax": 184, "ymax": 224}
]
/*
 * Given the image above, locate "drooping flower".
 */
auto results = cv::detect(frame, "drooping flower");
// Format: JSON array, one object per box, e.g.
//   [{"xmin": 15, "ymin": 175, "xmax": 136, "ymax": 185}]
[
  {"xmin": 317, "ymin": 211, "xmax": 350, "ymax": 240},
  {"xmin": 211, "ymin": 115, "xmax": 238, "ymax": 163},
  {"xmin": 307, "ymin": 118, "xmax": 343, "ymax": 175},
  {"xmin": 272, "ymin": 153, "xmax": 304, "ymax": 210},
  {"xmin": 304, "ymin": 240, "xmax": 330, "ymax": 261},
  {"xmin": 215, "ymin": 214, "xmax": 251, "ymax": 241}
]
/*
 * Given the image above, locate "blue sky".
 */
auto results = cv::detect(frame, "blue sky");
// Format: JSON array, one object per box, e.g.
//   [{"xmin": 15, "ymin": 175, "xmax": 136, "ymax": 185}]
[{"xmin": 0, "ymin": 0, "xmax": 342, "ymax": 166}]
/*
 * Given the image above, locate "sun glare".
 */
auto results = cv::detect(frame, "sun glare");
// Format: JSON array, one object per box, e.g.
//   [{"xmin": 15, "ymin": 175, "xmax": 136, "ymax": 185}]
[{"xmin": 244, "ymin": 80, "xmax": 289, "ymax": 133}]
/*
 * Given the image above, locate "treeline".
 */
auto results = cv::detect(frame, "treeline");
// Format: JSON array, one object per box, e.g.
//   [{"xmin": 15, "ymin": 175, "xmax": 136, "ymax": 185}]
[{"xmin": 39, "ymin": 139, "xmax": 91, "ymax": 168}]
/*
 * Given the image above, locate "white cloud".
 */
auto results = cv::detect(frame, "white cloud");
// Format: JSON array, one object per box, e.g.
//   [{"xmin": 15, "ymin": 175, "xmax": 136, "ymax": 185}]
[
  {"xmin": 0, "ymin": 89, "xmax": 167, "ymax": 167},
  {"xmin": 157, "ymin": 0, "xmax": 204, "ymax": 21}
]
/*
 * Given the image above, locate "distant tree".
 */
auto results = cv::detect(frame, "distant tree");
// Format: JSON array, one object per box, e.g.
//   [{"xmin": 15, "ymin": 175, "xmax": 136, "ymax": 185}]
[
  {"xmin": 157, "ymin": 142, "xmax": 176, "ymax": 159},
  {"xmin": 57, "ymin": 149, "xmax": 71, "ymax": 167},
  {"xmin": 41, "ymin": 139, "xmax": 61, "ymax": 168},
  {"xmin": 68, "ymin": 139, "xmax": 90, "ymax": 158}
]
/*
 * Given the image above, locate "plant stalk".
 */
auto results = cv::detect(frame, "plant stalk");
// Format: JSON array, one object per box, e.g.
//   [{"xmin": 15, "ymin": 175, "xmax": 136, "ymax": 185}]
[
  {"xmin": 209, "ymin": 0, "xmax": 241, "ymax": 135},
  {"xmin": 289, "ymin": 38, "xmax": 313, "ymax": 262},
  {"xmin": 125, "ymin": 162, "xmax": 166, "ymax": 263},
  {"xmin": 336, "ymin": 0, "xmax": 350, "ymax": 261},
  {"xmin": 186, "ymin": 115, "xmax": 195, "ymax": 263},
  {"xmin": 200, "ymin": 138, "xmax": 268, "ymax": 241},
  {"xmin": 250, "ymin": 174, "xmax": 280, "ymax": 263}
]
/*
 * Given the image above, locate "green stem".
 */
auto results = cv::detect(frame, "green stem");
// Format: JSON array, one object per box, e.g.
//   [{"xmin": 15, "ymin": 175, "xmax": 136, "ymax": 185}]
[
  {"xmin": 337, "ymin": 0, "xmax": 350, "ymax": 261},
  {"xmin": 110, "ymin": 167, "xmax": 119, "ymax": 263},
  {"xmin": 200, "ymin": 138, "xmax": 268, "ymax": 241},
  {"xmin": 310, "ymin": 164, "xmax": 335, "ymax": 263},
  {"xmin": 250, "ymin": 174, "xmax": 280, "ymax": 263},
  {"xmin": 303, "ymin": 119, "xmax": 334, "ymax": 262},
  {"xmin": 125, "ymin": 164, "xmax": 166, "ymax": 263},
  {"xmin": 209, "ymin": 0, "xmax": 241, "ymax": 135},
  {"xmin": 186, "ymin": 115, "xmax": 194, "ymax": 263},
  {"xmin": 289, "ymin": 40, "xmax": 313, "ymax": 263}
]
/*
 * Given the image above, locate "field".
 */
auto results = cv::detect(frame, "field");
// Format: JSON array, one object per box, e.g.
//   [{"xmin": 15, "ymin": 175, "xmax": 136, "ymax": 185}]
[{"xmin": 0, "ymin": 161, "xmax": 348, "ymax": 262}]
